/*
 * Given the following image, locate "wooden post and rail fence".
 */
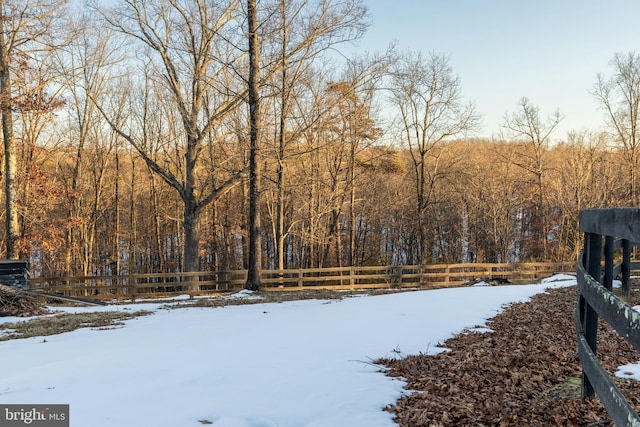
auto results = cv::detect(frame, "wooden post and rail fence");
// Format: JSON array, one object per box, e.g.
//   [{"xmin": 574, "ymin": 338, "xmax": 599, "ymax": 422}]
[
  {"xmin": 576, "ymin": 208, "xmax": 640, "ymax": 426},
  {"xmin": 25, "ymin": 261, "xmax": 574, "ymax": 302}
]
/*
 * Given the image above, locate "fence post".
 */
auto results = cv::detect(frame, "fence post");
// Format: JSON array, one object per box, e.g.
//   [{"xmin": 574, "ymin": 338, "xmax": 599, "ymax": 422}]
[
  {"xmin": 623, "ymin": 239, "xmax": 632, "ymax": 298},
  {"xmin": 604, "ymin": 236, "xmax": 614, "ymax": 291},
  {"xmin": 389, "ymin": 266, "xmax": 401, "ymax": 288},
  {"xmin": 581, "ymin": 232, "xmax": 602, "ymax": 398},
  {"xmin": 129, "ymin": 275, "xmax": 136, "ymax": 302}
]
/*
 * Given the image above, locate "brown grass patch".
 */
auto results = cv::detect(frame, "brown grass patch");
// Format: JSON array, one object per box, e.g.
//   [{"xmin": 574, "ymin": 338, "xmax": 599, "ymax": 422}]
[{"xmin": 0, "ymin": 310, "xmax": 152, "ymax": 341}]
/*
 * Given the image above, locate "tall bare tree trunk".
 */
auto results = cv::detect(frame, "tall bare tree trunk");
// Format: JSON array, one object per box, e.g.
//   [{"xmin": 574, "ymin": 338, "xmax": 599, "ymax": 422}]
[
  {"xmin": 210, "ymin": 202, "xmax": 219, "ymax": 272},
  {"xmin": 276, "ymin": 0, "xmax": 287, "ymax": 272},
  {"xmin": 349, "ymin": 162, "xmax": 356, "ymax": 266},
  {"xmin": 241, "ymin": 177, "xmax": 249, "ymax": 269},
  {"xmin": 149, "ymin": 172, "xmax": 163, "ymax": 272},
  {"xmin": 309, "ymin": 158, "xmax": 318, "ymax": 268},
  {"xmin": 245, "ymin": 0, "xmax": 262, "ymax": 290},
  {"xmin": 129, "ymin": 152, "xmax": 137, "ymax": 273},
  {"xmin": 114, "ymin": 149, "xmax": 120, "ymax": 275},
  {"xmin": 183, "ymin": 197, "xmax": 199, "ymax": 273},
  {"xmin": 0, "ymin": 1, "xmax": 19, "ymax": 259}
]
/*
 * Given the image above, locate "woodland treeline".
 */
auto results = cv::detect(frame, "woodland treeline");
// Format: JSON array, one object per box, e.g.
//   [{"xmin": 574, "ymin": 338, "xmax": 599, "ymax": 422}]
[{"xmin": 2, "ymin": 1, "xmax": 640, "ymax": 279}]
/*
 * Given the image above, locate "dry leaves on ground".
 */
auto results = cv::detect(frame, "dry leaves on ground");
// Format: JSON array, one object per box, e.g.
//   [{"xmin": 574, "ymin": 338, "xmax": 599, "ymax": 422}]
[{"xmin": 380, "ymin": 286, "xmax": 640, "ymax": 426}]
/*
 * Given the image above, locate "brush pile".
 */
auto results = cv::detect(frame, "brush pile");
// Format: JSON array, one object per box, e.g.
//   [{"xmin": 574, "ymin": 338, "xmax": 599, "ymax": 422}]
[{"xmin": 0, "ymin": 284, "xmax": 47, "ymax": 317}]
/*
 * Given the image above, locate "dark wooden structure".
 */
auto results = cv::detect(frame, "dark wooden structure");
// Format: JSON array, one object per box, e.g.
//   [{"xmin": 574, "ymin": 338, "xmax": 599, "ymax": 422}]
[
  {"xmin": 576, "ymin": 208, "xmax": 640, "ymax": 426},
  {"xmin": 0, "ymin": 259, "xmax": 29, "ymax": 288}
]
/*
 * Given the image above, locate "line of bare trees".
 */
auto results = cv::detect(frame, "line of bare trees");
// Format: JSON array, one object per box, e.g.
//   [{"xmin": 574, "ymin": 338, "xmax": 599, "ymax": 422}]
[{"xmin": 1, "ymin": 0, "xmax": 640, "ymax": 284}]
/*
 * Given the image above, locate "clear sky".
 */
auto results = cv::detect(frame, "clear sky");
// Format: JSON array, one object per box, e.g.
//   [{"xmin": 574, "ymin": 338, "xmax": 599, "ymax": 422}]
[{"xmin": 350, "ymin": 0, "xmax": 640, "ymax": 141}]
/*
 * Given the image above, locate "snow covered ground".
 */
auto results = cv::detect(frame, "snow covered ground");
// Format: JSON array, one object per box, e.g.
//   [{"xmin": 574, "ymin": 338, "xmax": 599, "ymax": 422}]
[
  {"xmin": 616, "ymin": 297, "xmax": 640, "ymax": 382},
  {"xmin": 1, "ymin": 275, "xmax": 577, "ymax": 427}
]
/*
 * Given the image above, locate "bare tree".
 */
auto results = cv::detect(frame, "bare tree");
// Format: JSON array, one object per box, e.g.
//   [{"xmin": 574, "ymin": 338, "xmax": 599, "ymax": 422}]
[
  {"xmin": 502, "ymin": 97, "xmax": 562, "ymax": 260},
  {"xmin": 54, "ymin": 16, "xmax": 124, "ymax": 275},
  {"xmin": 389, "ymin": 51, "xmax": 478, "ymax": 264},
  {"xmin": 313, "ymin": 80, "xmax": 381, "ymax": 267},
  {"xmin": 245, "ymin": 0, "xmax": 262, "ymax": 290},
  {"xmin": 552, "ymin": 131, "xmax": 608, "ymax": 260},
  {"xmin": 270, "ymin": 0, "xmax": 369, "ymax": 273},
  {"xmin": 98, "ymin": 0, "xmax": 247, "ymax": 272},
  {"xmin": 0, "ymin": 0, "xmax": 66, "ymax": 258},
  {"xmin": 593, "ymin": 51, "xmax": 640, "ymax": 206},
  {"xmin": 243, "ymin": 0, "xmax": 369, "ymax": 284}
]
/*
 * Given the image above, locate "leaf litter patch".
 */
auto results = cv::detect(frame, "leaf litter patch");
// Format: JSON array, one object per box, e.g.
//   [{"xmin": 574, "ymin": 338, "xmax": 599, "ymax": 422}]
[{"xmin": 379, "ymin": 286, "xmax": 640, "ymax": 426}]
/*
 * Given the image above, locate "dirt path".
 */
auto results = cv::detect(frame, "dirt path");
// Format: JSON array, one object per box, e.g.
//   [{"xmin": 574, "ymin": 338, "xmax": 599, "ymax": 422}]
[{"xmin": 380, "ymin": 286, "xmax": 640, "ymax": 426}]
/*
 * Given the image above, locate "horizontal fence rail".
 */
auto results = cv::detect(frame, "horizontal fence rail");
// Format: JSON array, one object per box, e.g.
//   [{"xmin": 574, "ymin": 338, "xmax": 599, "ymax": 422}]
[
  {"xmin": 577, "ymin": 208, "xmax": 640, "ymax": 426},
  {"xmin": 29, "ymin": 262, "xmax": 574, "ymax": 301}
]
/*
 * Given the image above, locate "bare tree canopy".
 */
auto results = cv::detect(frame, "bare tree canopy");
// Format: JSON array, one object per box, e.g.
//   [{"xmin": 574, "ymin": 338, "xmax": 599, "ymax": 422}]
[
  {"xmin": 593, "ymin": 51, "xmax": 640, "ymax": 205},
  {"xmin": 389, "ymin": 51, "xmax": 479, "ymax": 263},
  {"xmin": 502, "ymin": 97, "xmax": 562, "ymax": 260},
  {"xmin": 0, "ymin": 0, "xmax": 68, "ymax": 259},
  {"xmin": 96, "ymin": 0, "xmax": 248, "ymax": 272}
]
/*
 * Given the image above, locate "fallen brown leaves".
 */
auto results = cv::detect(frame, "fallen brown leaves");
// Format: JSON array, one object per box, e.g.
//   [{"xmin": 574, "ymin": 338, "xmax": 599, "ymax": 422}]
[{"xmin": 379, "ymin": 286, "xmax": 640, "ymax": 426}]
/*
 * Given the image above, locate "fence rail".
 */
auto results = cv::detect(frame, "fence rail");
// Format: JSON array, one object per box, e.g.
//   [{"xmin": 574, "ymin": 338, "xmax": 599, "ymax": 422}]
[
  {"xmin": 29, "ymin": 261, "xmax": 574, "ymax": 301},
  {"xmin": 577, "ymin": 208, "xmax": 640, "ymax": 426}
]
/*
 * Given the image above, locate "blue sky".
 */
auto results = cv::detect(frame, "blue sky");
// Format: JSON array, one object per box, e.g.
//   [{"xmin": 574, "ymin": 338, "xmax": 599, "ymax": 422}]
[{"xmin": 350, "ymin": 0, "xmax": 640, "ymax": 140}]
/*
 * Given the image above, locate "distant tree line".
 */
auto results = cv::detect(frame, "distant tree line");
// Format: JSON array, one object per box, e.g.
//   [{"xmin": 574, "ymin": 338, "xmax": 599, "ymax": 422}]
[{"xmin": 1, "ymin": 0, "xmax": 639, "ymax": 281}]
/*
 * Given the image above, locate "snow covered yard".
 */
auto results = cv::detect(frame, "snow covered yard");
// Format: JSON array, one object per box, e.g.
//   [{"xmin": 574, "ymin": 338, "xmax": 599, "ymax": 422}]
[{"xmin": 0, "ymin": 276, "xmax": 576, "ymax": 427}]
